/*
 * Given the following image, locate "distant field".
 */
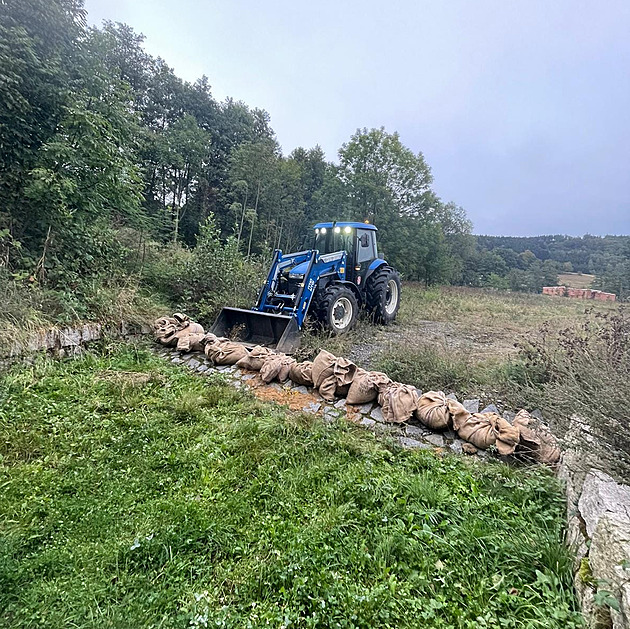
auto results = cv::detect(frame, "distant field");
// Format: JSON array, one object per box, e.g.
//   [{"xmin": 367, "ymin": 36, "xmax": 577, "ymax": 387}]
[
  {"xmin": 557, "ymin": 272, "xmax": 595, "ymax": 288},
  {"xmin": 299, "ymin": 283, "xmax": 618, "ymax": 366}
]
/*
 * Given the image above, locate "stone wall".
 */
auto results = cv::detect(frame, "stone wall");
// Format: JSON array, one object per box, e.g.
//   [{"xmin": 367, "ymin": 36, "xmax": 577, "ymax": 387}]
[
  {"xmin": 560, "ymin": 435, "xmax": 630, "ymax": 628},
  {"xmin": 0, "ymin": 320, "xmax": 151, "ymax": 370}
]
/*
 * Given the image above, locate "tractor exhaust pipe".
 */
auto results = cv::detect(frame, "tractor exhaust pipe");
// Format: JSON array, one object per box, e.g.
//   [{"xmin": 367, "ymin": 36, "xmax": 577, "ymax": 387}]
[{"xmin": 210, "ymin": 307, "xmax": 301, "ymax": 354}]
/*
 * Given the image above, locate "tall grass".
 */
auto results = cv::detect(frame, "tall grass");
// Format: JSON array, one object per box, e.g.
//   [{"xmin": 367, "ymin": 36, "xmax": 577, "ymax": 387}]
[{"xmin": 509, "ymin": 309, "xmax": 630, "ymax": 479}]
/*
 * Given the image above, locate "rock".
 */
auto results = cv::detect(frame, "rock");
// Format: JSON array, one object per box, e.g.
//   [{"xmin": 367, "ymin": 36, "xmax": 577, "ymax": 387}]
[
  {"xmin": 59, "ymin": 328, "xmax": 81, "ymax": 347},
  {"xmin": 503, "ymin": 410, "xmax": 516, "ymax": 423},
  {"xmin": 242, "ymin": 374, "xmax": 255, "ymax": 381},
  {"xmin": 171, "ymin": 357, "xmax": 182, "ymax": 364},
  {"xmin": 462, "ymin": 442, "xmax": 478, "ymax": 455},
  {"xmin": 450, "ymin": 439, "xmax": 464, "ymax": 454},
  {"xmin": 197, "ymin": 365, "xmax": 208, "ymax": 373},
  {"xmin": 443, "ymin": 429, "xmax": 457, "ymax": 442},
  {"xmin": 334, "ymin": 398, "xmax": 347, "ymax": 409},
  {"xmin": 370, "ymin": 406, "xmax": 385, "ymax": 423},
  {"xmin": 446, "ymin": 393, "xmax": 458, "ymax": 401},
  {"xmin": 590, "ymin": 514, "xmax": 630, "ymax": 629},
  {"xmin": 405, "ymin": 425, "xmax": 428, "ymax": 440},
  {"xmin": 397, "ymin": 437, "xmax": 431, "ymax": 450},
  {"xmin": 187, "ymin": 358, "xmax": 201, "ymax": 370},
  {"xmin": 530, "ymin": 409, "xmax": 544, "ymax": 421},
  {"xmin": 480, "ymin": 403, "xmax": 499, "ymax": 414},
  {"xmin": 302, "ymin": 402, "xmax": 321, "ymax": 414},
  {"xmin": 293, "ymin": 385, "xmax": 308, "ymax": 394},
  {"xmin": 81, "ymin": 323, "xmax": 101, "ymax": 343},
  {"xmin": 415, "ymin": 388, "xmax": 423, "ymax": 398},
  {"xmin": 269, "ymin": 382, "xmax": 284, "ymax": 391},
  {"xmin": 359, "ymin": 417, "xmax": 376, "ymax": 429},
  {"xmin": 463, "ymin": 399, "xmax": 480, "ymax": 414},
  {"xmin": 424, "ymin": 433, "xmax": 445, "ymax": 448},
  {"xmin": 578, "ymin": 470, "xmax": 630, "ymax": 538}
]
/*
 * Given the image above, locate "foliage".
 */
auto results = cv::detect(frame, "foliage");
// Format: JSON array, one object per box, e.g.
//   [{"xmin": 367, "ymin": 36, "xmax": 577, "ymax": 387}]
[
  {"xmin": 0, "ymin": 343, "xmax": 582, "ymax": 628},
  {"xmin": 171, "ymin": 217, "xmax": 267, "ymax": 324},
  {"xmin": 473, "ymin": 235, "xmax": 630, "ymax": 297}
]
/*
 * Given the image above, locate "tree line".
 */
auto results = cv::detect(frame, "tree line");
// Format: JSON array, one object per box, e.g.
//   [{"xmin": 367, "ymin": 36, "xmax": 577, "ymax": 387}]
[{"xmin": 473, "ymin": 235, "xmax": 630, "ymax": 297}]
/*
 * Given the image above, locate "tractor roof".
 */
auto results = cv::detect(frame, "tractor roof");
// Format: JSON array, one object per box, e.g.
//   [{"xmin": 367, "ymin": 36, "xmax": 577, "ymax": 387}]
[{"xmin": 313, "ymin": 221, "xmax": 377, "ymax": 231}]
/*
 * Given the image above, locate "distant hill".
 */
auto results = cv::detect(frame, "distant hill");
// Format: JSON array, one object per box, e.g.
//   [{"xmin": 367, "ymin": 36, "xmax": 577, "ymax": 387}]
[{"xmin": 476, "ymin": 234, "xmax": 630, "ymax": 275}]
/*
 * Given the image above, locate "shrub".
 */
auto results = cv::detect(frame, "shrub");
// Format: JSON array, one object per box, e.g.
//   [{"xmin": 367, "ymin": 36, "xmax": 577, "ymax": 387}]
[{"xmin": 176, "ymin": 217, "xmax": 266, "ymax": 325}]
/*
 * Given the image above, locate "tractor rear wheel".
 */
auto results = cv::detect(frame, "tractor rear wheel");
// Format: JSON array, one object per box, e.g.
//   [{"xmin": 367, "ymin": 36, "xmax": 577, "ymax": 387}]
[
  {"xmin": 365, "ymin": 265, "xmax": 401, "ymax": 324},
  {"xmin": 318, "ymin": 285, "xmax": 358, "ymax": 334}
]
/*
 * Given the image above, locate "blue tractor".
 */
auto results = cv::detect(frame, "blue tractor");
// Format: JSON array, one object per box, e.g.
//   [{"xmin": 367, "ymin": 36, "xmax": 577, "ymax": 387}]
[{"xmin": 211, "ymin": 221, "xmax": 401, "ymax": 353}]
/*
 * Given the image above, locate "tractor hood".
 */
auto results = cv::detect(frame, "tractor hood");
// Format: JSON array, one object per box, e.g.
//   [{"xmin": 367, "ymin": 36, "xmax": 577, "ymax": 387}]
[{"xmin": 288, "ymin": 261, "xmax": 309, "ymax": 277}]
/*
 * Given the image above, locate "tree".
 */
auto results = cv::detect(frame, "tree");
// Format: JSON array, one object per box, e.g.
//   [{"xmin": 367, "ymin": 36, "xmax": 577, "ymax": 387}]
[{"xmin": 338, "ymin": 127, "xmax": 433, "ymax": 222}]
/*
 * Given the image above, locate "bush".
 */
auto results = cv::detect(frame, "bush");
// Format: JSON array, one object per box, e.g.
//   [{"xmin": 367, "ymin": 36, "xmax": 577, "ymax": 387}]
[{"xmin": 175, "ymin": 217, "xmax": 266, "ymax": 325}]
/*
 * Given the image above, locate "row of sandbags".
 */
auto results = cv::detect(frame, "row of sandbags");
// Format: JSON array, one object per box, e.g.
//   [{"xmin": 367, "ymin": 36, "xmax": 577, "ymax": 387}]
[{"xmin": 153, "ymin": 315, "xmax": 561, "ymax": 464}]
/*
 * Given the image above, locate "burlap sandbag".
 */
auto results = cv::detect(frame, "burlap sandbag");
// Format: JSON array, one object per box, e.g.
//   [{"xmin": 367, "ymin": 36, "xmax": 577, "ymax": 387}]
[
  {"xmin": 378, "ymin": 382, "xmax": 419, "ymax": 423},
  {"xmin": 260, "ymin": 354, "xmax": 296, "ymax": 383},
  {"xmin": 176, "ymin": 331, "xmax": 206, "ymax": 352},
  {"xmin": 415, "ymin": 391, "xmax": 451, "ymax": 430},
  {"xmin": 154, "ymin": 315, "xmax": 178, "ymax": 344},
  {"xmin": 154, "ymin": 316, "xmax": 176, "ymax": 331},
  {"xmin": 312, "ymin": 350, "xmax": 357, "ymax": 401},
  {"xmin": 446, "ymin": 398, "xmax": 472, "ymax": 431},
  {"xmin": 289, "ymin": 361, "xmax": 314, "ymax": 387},
  {"xmin": 204, "ymin": 339, "xmax": 248, "ymax": 365},
  {"xmin": 161, "ymin": 321, "xmax": 204, "ymax": 347},
  {"xmin": 346, "ymin": 369, "xmax": 391, "ymax": 405},
  {"xmin": 455, "ymin": 412, "xmax": 520, "ymax": 454},
  {"xmin": 172, "ymin": 312, "xmax": 189, "ymax": 324},
  {"xmin": 513, "ymin": 410, "xmax": 561, "ymax": 464},
  {"xmin": 235, "ymin": 345, "xmax": 275, "ymax": 371},
  {"xmin": 311, "ymin": 350, "xmax": 337, "ymax": 386}
]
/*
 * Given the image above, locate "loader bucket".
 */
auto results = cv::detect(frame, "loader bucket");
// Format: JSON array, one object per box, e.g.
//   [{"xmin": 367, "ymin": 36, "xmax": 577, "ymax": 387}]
[{"xmin": 210, "ymin": 307, "xmax": 301, "ymax": 354}]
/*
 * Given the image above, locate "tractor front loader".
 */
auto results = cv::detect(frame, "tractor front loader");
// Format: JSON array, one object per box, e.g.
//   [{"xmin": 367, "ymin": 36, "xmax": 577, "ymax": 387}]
[{"xmin": 211, "ymin": 222, "xmax": 401, "ymax": 353}]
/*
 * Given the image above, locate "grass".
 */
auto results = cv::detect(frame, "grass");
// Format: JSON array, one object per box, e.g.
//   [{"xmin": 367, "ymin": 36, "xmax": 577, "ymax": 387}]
[
  {"xmin": 296, "ymin": 284, "xmax": 619, "ymax": 401},
  {"xmin": 0, "ymin": 342, "xmax": 582, "ymax": 628},
  {"xmin": 557, "ymin": 273, "xmax": 595, "ymax": 289}
]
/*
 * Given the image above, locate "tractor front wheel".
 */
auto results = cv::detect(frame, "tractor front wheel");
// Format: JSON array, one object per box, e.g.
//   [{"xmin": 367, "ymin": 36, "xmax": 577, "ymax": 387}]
[
  {"xmin": 319, "ymin": 285, "xmax": 358, "ymax": 334},
  {"xmin": 365, "ymin": 265, "xmax": 401, "ymax": 324}
]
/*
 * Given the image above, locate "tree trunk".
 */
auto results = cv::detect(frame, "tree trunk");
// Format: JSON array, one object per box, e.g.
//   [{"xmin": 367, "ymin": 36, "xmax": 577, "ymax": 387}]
[
  {"xmin": 247, "ymin": 214, "xmax": 255, "ymax": 259},
  {"xmin": 237, "ymin": 186, "xmax": 248, "ymax": 249}
]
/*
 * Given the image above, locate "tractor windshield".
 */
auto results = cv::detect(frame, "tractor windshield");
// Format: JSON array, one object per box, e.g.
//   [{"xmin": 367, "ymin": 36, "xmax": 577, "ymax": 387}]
[{"xmin": 313, "ymin": 227, "xmax": 354, "ymax": 255}]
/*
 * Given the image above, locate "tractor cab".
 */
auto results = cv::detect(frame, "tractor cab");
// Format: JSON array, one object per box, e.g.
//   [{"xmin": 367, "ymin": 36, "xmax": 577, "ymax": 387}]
[{"xmin": 310, "ymin": 222, "xmax": 379, "ymax": 286}]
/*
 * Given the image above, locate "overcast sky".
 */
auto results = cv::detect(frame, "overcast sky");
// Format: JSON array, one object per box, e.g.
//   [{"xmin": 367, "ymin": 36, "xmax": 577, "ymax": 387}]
[{"xmin": 84, "ymin": 0, "xmax": 629, "ymax": 236}]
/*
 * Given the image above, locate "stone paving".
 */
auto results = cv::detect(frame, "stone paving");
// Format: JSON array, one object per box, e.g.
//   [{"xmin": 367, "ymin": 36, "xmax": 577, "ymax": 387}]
[{"xmin": 155, "ymin": 346, "xmax": 511, "ymax": 460}]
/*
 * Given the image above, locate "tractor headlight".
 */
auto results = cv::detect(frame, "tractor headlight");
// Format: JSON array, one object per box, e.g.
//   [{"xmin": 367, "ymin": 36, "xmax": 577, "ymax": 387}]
[
  {"xmin": 344, "ymin": 226, "xmax": 352, "ymax": 234},
  {"xmin": 320, "ymin": 227, "xmax": 327, "ymax": 234},
  {"xmin": 334, "ymin": 226, "xmax": 341, "ymax": 233},
  {"xmin": 289, "ymin": 272, "xmax": 304, "ymax": 279}
]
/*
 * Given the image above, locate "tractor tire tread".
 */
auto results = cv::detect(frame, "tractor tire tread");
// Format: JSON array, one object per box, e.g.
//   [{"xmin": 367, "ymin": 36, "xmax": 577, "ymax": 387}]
[{"xmin": 365, "ymin": 265, "xmax": 401, "ymax": 324}]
